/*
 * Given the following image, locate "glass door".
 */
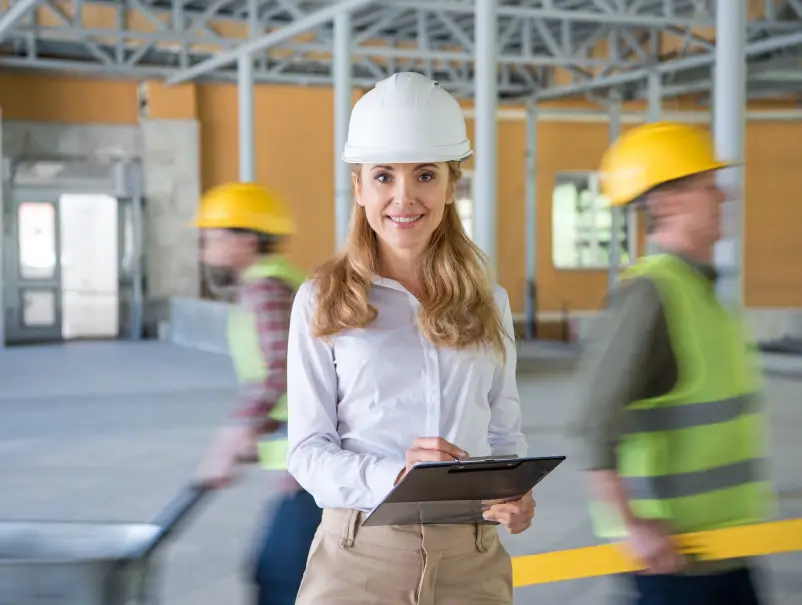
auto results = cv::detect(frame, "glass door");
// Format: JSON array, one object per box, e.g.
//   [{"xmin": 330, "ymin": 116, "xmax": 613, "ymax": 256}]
[{"xmin": 4, "ymin": 189, "xmax": 63, "ymax": 344}]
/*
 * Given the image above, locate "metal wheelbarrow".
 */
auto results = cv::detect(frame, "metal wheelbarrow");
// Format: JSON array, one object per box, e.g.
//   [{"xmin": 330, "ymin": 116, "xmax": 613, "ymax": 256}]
[{"xmin": 0, "ymin": 483, "xmax": 211, "ymax": 605}]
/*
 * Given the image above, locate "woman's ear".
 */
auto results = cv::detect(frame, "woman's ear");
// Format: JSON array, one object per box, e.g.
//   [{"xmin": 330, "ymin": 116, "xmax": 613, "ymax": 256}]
[
  {"xmin": 445, "ymin": 181, "xmax": 456, "ymax": 205},
  {"xmin": 352, "ymin": 171, "xmax": 365, "ymax": 207}
]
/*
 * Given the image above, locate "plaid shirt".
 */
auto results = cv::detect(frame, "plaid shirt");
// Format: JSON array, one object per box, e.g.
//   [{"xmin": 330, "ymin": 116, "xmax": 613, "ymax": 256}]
[{"xmin": 232, "ymin": 276, "xmax": 294, "ymax": 434}]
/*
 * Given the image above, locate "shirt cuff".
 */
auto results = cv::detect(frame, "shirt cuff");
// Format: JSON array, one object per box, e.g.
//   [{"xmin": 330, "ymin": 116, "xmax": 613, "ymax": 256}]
[{"xmin": 368, "ymin": 458, "xmax": 406, "ymax": 507}]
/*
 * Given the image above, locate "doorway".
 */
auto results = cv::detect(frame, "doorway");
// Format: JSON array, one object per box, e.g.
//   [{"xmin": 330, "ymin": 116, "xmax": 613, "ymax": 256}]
[
  {"xmin": 1, "ymin": 157, "xmax": 145, "ymax": 347},
  {"xmin": 3, "ymin": 190, "xmax": 138, "ymax": 345}
]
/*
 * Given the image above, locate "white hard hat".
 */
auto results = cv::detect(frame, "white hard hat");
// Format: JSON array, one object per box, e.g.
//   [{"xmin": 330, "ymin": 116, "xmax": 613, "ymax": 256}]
[{"xmin": 342, "ymin": 72, "xmax": 472, "ymax": 164}]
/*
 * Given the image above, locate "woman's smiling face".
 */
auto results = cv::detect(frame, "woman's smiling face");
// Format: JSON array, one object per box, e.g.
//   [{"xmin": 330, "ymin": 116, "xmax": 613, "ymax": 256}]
[{"xmin": 354, "ymin": 162, "xmax": 451, "ymax": 257}]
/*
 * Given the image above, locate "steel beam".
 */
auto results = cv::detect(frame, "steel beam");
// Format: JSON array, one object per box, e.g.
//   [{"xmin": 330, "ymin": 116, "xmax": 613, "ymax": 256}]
[
  {"xmin": 334, "ymin": 11, "xmax": 352, "ymax": 250},
  {"xmin": 377, "ymin": 1, "xmax": 715, "ymax": 28},
  {"xmin": 9, "ymin": 24, "xmax": 635, "ymax": 68},
  {"xmin": 0, "ymin": 0, "xmax": 41, "ymax": 43},
  {"xmin": 523, "ymin": 101, "xmax": 537, "ymax": 341},
  {"xmin": 713, "ymin": 0, "xmax": 747, "ymax": 306},
  {"xmin": 0, "ymin": 55, "xmax": 534, "ymax": 95},
  {"xmin": 643, "ymin": 69, "xmax": 661, "ymax": 256},
  {"xmin": 608, "ymin": 91, "xmax": 622, "ymax": 295},
  {"xmin": 237, "ymin": 55, "xmax": 255, "ymax": 182},
  {"xmin": 165, "ymin": 0, "xmax": 376, "ymax": 85},
  {"xmin": 473, "ymin": 0, "xmax": 498, "ymax": 268},
  {"xmin": 534, "ymin": 28, "xmax": 802, "ymax": 100}
]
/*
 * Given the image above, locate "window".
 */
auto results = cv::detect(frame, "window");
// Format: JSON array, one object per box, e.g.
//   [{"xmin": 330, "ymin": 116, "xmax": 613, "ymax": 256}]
[
  {"xmin": 455, "ymin": 171, "xmax": 474, "ymax": 239},
  {"xmin": 551, "ymin": 171, "xmax": 633, "ymax": 269}
]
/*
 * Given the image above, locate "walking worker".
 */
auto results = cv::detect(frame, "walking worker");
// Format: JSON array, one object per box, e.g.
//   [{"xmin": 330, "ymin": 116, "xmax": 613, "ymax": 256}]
[
  {"xmin": 285, "ymin": 72, "xmax": 534, "ymax": 604},
  {"xmin": 570, "ymin": 122, "xmax": 774, "ymax": 605},
  {"xmin": 193, "ymin": 182, "xmax": 322, "ymax": 605}
]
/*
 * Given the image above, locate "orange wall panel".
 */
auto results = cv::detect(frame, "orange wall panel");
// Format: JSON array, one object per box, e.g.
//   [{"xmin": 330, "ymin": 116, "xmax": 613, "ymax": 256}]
[
  {"xmin": 197, "ymin": 83, "xmax": 336, "ymax": 272},
  {"xmin": 744, "ymin": 121, "xmax": 802, "ymax": 307},
  {"xmin": 146, "ymin": 81, "xmax": 198, "ymax": 120},
  {"xmin": 0, "ymin": 73, "xmax": 138, "ymax": 123}
]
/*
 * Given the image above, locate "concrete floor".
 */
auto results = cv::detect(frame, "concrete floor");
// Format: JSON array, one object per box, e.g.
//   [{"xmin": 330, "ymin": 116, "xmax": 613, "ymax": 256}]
[{"xmin": 0, "ymin": 341, "xmax": 800, "ymax": 604}]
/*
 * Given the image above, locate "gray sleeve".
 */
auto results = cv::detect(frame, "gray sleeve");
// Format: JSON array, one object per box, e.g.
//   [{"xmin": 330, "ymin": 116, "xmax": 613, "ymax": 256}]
[{"xmin": 566, "ymin": 277, "xmax": 666, "ymax": 471}]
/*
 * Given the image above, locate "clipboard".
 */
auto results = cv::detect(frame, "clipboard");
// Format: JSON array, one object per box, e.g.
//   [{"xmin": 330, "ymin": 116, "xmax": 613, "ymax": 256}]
[{"xmin": 361, "ymin": 455, "xmax": 566, "ymax": 527}]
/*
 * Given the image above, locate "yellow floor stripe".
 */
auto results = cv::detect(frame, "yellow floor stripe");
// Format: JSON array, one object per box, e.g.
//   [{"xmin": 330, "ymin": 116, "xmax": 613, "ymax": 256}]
[{"xmin": 512, "ymin": 518, "xmax": 802, "ymax": 587}]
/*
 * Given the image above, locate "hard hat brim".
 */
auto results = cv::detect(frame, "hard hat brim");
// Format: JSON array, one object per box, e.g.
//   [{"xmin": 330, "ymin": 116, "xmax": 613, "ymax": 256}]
[
  {"xmin": 341, "ymin": 146, "xmax": 473, "ymax": 165},
  {"xmin": 606, "ymin": 160, "xmax": 736, "ymax": 207},
  {"xmin": 191, "ymin": 215, "xmax": 296, "ymax": 235}
]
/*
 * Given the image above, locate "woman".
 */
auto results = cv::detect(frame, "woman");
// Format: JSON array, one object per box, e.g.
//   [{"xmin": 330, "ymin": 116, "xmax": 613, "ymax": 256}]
[{"xmin": 286, "ymin": 72, "xmax": 534, "ymax": 604}]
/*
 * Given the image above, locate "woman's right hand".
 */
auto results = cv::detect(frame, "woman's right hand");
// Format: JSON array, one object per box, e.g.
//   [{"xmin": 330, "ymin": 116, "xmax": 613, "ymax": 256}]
[{"xmin": 396, "ymin": 437, "xmax": 468, "ymax": 484}]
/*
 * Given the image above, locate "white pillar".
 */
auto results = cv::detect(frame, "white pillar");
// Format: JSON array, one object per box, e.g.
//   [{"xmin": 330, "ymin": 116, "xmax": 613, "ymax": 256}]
[
  {"xmin": 524, "ymin": 101, "xmax": 537, "ymax": 340},
  {"xmin": 713, "ymin": 0, "xmax": 747, "ymax": 306},
  {"xmin": 334, "ymin": 11, "xmax": 353, "ymax": 249},
  {"xmin": 474, "ymin": 0, "xmax": 498, "ymax": 268},
  {"xmin": 237, "ymin": 54, "xmax": 255, "ymax": 183},
  {"xmin": 646, "ymin": 70, "xmax": 662, "ymax": 122},
  {"xmin": 608, "ymin": 92, "xmax": 622, "ymax": 296},
  {"xmin": 644, "ymin": 69, "xmax": 662, "ymax": 255}
]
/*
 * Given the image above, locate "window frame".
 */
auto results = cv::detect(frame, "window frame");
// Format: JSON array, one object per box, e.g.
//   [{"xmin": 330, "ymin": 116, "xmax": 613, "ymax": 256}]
[{"xmin": 551, "ymin": 169, "xmax": 636, "ymax": 271}]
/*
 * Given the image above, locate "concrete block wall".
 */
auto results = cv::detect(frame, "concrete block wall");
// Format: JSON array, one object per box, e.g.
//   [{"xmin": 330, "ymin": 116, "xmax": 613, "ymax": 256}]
[
  {"xmin": 140, "ymin": 119, "xmax": 201, "ymax": 330},
  {"xmin": 2, "ymin": 119, "xmax": 201, "ymax": 335}
]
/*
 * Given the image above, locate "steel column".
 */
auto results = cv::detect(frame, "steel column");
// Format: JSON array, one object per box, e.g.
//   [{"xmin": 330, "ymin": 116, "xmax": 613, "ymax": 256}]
[
  {"xmin": 473, "ymin": 0, "xmax": 498, "ymax": 267},
  {"xmin": 237, "ymin": 54, "xmax": 255, "ymax": 183},
  {"xmin": 129, "ymin": 160, "xmax": 145, "ymax": 341},
  {"xmin": 524, "ymin": 101, "xmax": 537, "ymax": 340},
  {"xmin": 644, "ymin": 69, "xmax": 662, "ymax": 255},
  {"xmin": 608, "ymin": 92, "xmax": 622, "ymax": 296},
  {"xmin": 334, "ymin": 11, "xmax": 353, "ymax": 250},
  {"xmin": 713, "ymin": 0, "xmax": 747, "ymax": 306}
]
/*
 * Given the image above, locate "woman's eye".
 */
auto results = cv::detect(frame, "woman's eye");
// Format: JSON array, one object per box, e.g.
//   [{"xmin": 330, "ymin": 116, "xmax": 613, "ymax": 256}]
[
  {"xmin": 419, "ymin": 173, "xmax": 434, "ymax": 182},
  {"xmin": 375, "ymin": 173, "xmax": 392, "ymax": 183}
]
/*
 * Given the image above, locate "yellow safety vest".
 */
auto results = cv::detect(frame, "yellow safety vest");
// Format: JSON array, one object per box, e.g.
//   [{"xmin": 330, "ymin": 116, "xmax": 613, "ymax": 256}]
[
  {"xmin": 590, "ymin": 254, "xmax": 774, "ymax": 538},
  {"xmin": 227, "ymin": 255, "xmax": 306, "ymax": 471}
]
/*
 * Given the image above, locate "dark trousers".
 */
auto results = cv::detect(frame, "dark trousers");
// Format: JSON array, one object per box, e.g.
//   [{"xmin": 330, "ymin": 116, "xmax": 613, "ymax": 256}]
[
  {"xmin": 252, "ymin": 488, "xmax": 322, "ymax": 605},
  {"xmin": 630, "ymin": 566, "xmax": 763, "ymax": 605}
]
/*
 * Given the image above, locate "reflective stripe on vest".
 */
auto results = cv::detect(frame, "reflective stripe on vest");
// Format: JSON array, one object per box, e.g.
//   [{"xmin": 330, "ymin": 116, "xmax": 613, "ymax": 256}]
[
  {"xmin": 258, "ymin": 423, "xmax": 289, "ymax": 471},
  {"xmin": 590, "ymin": 254, "xmax": 774, "ymax": 539},
  {"xmin": 226, "ymin": 255, "xmax": 306, "ymax": 471}
]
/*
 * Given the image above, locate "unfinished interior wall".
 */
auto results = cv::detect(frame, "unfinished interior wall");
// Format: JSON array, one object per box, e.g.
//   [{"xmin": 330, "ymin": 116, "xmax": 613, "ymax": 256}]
[
  {"xmin": 0, "ymin": 108, "xmax": 201, "ymax": 334},
  {"xmin": 3, "ymin": 72, "xmax": 802, "ymax": 343}
]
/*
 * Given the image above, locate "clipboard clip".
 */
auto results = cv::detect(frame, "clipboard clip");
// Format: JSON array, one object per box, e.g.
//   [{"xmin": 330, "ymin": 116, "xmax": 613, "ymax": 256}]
[{"xmin": 454, "ymin": 455, "xmax": 519, "ymax": 463}]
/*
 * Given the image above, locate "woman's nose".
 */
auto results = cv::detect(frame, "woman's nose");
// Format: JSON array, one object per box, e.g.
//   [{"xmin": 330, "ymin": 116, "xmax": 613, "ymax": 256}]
[{"xmin": 392, "ymin": 178, "xmax": 416, "ymax": 204}]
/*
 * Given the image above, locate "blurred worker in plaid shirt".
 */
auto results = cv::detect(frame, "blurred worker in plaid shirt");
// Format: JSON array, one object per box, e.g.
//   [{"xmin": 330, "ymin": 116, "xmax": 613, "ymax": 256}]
[{"xmin": 194, "ymin": 182, "xmax": 320, "ymax": 605}]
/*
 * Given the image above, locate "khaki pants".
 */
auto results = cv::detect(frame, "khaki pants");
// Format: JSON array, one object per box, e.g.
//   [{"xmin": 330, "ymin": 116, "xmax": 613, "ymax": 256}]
[{"xmin": 296, "ymin": 507, "xmax": 513, "ymax": 605}]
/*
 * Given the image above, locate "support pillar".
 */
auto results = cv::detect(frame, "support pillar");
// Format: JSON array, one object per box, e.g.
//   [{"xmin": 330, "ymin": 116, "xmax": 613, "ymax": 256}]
[
  {"xmin": 474, "ymin": 0, "xmax": 498, "ymax": 268},
  {"xmin": 643, "ymin": 69, "xmax": 662, "ymax": 255},
  {"xmin": 646, "ymin": 70, "xmax": 662, "ymax": 123},
  {"xmin": 237, "ymin": 54, "xmax": 255, "ymax": 183},
  {"xmin": 713, "ymin": 0, "xmax": 747, "ymax": 306},
  {"xmin": 334, "ymin": 11, "xmax": 353, "ymax": 249},
  {"xmin": 524, "ymin": 101, "xmax": 537, "ymax": 340},
  {"xmin": 608, "ymin": 91, "xmax": 622, "ymax": 295}
]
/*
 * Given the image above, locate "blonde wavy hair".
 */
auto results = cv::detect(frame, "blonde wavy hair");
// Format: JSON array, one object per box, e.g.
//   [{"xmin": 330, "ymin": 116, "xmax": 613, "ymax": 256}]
[{"xmin": 311, "ymin": 161, "xmax": 508, "ymax": 360}]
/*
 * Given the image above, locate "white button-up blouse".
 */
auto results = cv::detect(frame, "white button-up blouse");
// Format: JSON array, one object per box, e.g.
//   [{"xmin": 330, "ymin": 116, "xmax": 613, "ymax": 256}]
[{"xmin": 286, "ymin": 275, "xmax": 527, "ymax": 513}]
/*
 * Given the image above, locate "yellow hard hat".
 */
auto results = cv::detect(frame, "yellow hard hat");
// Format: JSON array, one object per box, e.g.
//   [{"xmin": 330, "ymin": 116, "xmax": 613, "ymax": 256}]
[
  {"xmin": 194, "ymin": 182, "xmax": 295, "ymax": 235},
  {"xmin": 599, "ymin": 122, "xmax": 731, "ymax": 207}
]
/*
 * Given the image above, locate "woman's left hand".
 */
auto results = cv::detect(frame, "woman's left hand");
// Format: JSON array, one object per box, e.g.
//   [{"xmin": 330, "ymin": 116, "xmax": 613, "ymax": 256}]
[{"xmin": 483, "ymin": 490, "xmax": 536, "ymax": 534}]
